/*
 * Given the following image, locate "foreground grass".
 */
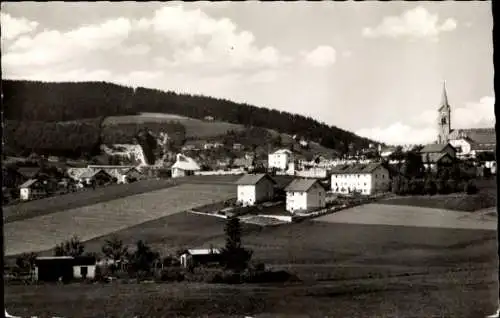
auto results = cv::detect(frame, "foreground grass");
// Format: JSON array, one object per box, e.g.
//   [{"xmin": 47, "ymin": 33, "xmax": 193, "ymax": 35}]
[{"xmin": 5, "ymin": 266, "xmax": 498, "ymax": 318}]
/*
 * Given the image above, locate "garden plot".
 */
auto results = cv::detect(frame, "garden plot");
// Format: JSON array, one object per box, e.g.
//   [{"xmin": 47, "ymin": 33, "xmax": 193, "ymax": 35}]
[{"xmin": 4, "ymin": 184, "xmax": 236, "ymax": 256}]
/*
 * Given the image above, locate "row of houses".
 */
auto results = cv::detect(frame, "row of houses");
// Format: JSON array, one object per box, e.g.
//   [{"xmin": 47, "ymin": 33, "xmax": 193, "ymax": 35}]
[{"xmin": 7, "ymin": 165, "xmax": 144, "ymax": 201}]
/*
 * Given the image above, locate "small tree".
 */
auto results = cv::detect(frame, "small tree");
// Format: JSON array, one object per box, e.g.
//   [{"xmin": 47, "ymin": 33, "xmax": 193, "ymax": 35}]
[
  {"xmin": 464, "ymin": 181, "xmax": 478, "ymax": 195},
  {"xmin": 436, "ymin": 178, "xmax": 448, "ymax": 195},
  {"xmin": 129, "ymin": 240, "xmax": 160, "ymax": 275},
  {"xmin": 101, "ymin": 236, "xmax": 129, "ymax": 273},
  {"xmin": 220, "ymin": 217, "xmax": 253, "ymax": 273},
  {"xmin": 15, "ymin": 252, "xmax": 38, "ymax": 273},
  {"xmin": 54, "ymin": 235, "xmax": 85, "ymax": 257}
]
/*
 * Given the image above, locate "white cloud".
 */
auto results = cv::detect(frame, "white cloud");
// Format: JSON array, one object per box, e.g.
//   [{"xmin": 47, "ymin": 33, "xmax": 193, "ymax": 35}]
[
  {"xmin": 302, "ymin": 45, "xmax": 336, "ymax": 67},
  {"xmin": 342, "ymin": 50, "xmax": 352, "ymax": 58},
  {"xmin": 0, "ymin": 12, "xmax": 39, "ymax": 41},
  {"xmin": 3, "ymin": 17, "xmax": 132, "ymax": 69},
  {"xmin": 357, "ymin": 96, "xmax": 495, "ymax": 145},
  {"xmin": 135, "ymin": 5, "xmax": 291, "ymax": 70},
  {"xmin": 362, "ymin": 6, "xmax": 457, "ymax": 41},
  {"xmin": 356, "ymin": 122, "xmax": 437, "ymax": 146},
  {"xmin": 121, "ymin": 44, "xmax": 151, "ymax": 56}
]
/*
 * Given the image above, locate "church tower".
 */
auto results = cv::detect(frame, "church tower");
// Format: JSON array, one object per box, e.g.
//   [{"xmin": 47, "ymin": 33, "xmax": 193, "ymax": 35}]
[{"xmin": 437, "ymin": 81, "xmax": 451, "ymax": 144}]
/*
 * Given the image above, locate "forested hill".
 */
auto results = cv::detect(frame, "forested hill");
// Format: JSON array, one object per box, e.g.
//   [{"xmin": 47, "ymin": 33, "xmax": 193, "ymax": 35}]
[{"xmin": 2, "ymin": 80, "xmax": 375, "ymax": 151}]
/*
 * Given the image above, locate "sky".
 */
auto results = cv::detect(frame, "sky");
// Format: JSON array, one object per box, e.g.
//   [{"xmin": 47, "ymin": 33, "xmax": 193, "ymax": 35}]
[{"xmin": 1, "ymin": 1, "xmax": 494, "ymax": 146}]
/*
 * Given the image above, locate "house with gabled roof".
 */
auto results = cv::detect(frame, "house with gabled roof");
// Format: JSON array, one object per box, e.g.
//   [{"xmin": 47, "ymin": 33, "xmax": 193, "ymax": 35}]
[
  {"xmin": 19, "ymin": 179, "xmax": 41, "ymax": 201},
  {"xmin": 268, "ymin": 149, "xmax": 294, "ymax": 171},
  {"xmin": 284, "ymin": 178, "xmax": 327, "ymax": 213},
  {"xmin": 420, "ymin": 143, "xmax": 457, "ymax": 159},
  {"xmin": 235, "ymin": 173, "xmax": 276, "ymax": 206},
  {"xmin": 171, "ymin": 153, "xmax": 201, "ymax": 178},
  {"xmin": 330, "ymin": 163, "xmax": 390, "ymax": 195}
]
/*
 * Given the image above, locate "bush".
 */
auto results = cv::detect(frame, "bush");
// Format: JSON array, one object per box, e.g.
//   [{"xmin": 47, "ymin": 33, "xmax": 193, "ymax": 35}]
[
  {"xmin": 157, "ymin": 267, "xmax": 185, "ymax": 282},
  {"xmin": 464, "ymin": 181, "xmax": 478, "ymax": 195},
  {"xmin": 241, "ymin": 269, "xmax": 300, "ymax": 284},
  {"xmin": 436, "ymin": 178, "xmax": 449, "ymax": 195},
  {"xmin": 446, "ymin": 179, "xmax": 459, "ymax": 193},
  {"xmin": 424, "ymin": 178, "xmax": 437, "ymax": 195}
]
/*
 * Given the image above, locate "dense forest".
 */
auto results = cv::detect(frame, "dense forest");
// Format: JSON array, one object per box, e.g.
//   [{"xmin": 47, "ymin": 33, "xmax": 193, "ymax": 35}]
[{"xmin": 2, "ymin": 80, "xmax": 376, "ymax": 156}]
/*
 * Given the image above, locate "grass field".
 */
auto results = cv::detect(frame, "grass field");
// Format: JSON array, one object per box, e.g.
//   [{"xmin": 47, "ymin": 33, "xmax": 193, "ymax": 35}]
[
  {"xmin": 103, "ymin": 113, "xmax": 246, "ymax": 139},
  {"xmin": 379, "ymin": 178, "xmax": 497, "ymax": 212},
  {"xmin": 3, "ymin": 178, "xmax": 181, "ymax": 224},
  {"xmin": 4, "ymin": 184, "xmax": 236, "ymax": 256}
]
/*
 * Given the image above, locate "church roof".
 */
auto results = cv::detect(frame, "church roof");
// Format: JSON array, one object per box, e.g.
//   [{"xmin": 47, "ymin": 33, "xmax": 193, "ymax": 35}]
[{"xmin": 451, "ymin": 128, "xmax": 496, "ymax": 145}]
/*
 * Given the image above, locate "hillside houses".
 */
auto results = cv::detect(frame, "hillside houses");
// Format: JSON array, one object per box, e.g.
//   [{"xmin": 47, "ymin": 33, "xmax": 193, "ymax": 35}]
[
  {"xmin": 330, "ymin": 163, "xmax": 390, "ymax": 196},
  {"xmin": 268, "ymin": 149, "xmax": 294, "ymax": 171},
  {"xmin": 236, "ymin": 173, "xmax": 276, "ymax": 206}
]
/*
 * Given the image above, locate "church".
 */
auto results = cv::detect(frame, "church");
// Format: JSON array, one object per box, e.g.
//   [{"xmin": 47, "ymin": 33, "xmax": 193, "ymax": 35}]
[{"xmin": 436, "ymin": 82, "xmax": 495, "ymax": 159}]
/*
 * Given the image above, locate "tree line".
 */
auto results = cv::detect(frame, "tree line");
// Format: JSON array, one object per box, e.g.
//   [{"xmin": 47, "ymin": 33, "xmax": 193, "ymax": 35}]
[{"xmin": 3, "ymin": 80, "xmax": 375, "ymax": 153}]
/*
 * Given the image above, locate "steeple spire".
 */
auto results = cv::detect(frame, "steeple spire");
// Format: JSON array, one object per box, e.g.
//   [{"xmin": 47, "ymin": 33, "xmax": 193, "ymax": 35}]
[{"xmin": 441, "ymin": 80, "xmax": 449, "ymax": 108}]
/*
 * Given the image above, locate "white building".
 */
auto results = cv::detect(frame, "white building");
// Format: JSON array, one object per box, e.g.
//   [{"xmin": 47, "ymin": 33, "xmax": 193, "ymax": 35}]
[
  {"xmin": 235, "ymin": 173, "xmax": 276, "ymax": 206},
  {"xmin": 19, "ymin": 179, "xmax": 39, "ymax": 201},
  {"xmin": 268, "ymin": 149, "xmax": 294, "ymax": 171},
  {"xmin": 171, "ymin": 154, "xmax": 201, "ymax": 178},
  {"xmin": 179, "ymin": 248, "xmax": 221, "ymax": 268},
  {"xmin": 330, "ymin": 163, "xmax": 390, "ymax": 196},
  {"xmin": 33, "ymin": 256, "xmax": 96, "ymax": 281},
  {"xmin": 284, "ymin": 178, "xmax": 327, "ymax": 213}
]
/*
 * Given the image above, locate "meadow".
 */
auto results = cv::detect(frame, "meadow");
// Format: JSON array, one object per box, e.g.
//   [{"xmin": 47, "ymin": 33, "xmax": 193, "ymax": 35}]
[
  {"xmin": 103, "ymin": 113, "xmax": 246, "ymax": 139},
  {"xmin": 4, "ymin": 184, "xmax": 236, "ymax": 257}
]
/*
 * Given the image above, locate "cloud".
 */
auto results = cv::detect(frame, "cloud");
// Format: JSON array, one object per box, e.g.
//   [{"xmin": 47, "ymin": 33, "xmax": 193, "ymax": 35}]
[
  {"xmin": 0, "ymin": 12, "xmax": 39, "ymax": 41},
  {"xmin": 342, "ymin": 50, "xmax": 352, "ymax": 58},
  {"xmin": 362, "ymin": 6, "xmax": 457, "ymax": 41},
  {"xmin": 3, "ymin": 17, "xmax": 132, "ymax": 68},
  {"xmin": 356, "ymin": 123, "xmax": 437, "ymax": 146},
  {"xmin": 302, "ymin": 45, "xmax": 336, "ymax": 67},
  {"xmin": 357, "ymin": 96, "xmax": 495, "ymax": 145},
  {"xmin": 135, "ymin": 5, "xmax": 291, "ymax": 70}
]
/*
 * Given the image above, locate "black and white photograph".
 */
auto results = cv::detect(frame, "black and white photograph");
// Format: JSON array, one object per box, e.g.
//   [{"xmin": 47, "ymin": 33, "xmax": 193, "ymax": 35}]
[{"xmin": 1, "ymin": 1, "xmax": 498, "ymax": 317}]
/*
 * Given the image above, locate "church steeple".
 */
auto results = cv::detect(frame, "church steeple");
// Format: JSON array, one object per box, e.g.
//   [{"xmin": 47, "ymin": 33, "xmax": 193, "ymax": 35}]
[
  {"xmin": 437, "ymin": 80, "xmax": 452, "ymax": 144},
  {"xmin": 439, "ymin": 80, "xmax": 449, "ymax": 110}
]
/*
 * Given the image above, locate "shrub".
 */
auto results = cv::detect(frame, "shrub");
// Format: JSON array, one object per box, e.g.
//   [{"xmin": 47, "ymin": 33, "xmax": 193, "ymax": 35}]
[
  {"xmin": 436, "ymin": 178, "xmax": 449, "ymax": 195},
  {"xmin": 424, "ymin": 178, "xmax": 437, "ymax": 195},
  {"xmin": 157, "ymin": 267, "xmax": 185, "ymax": 282},
  {"xmin": 446, "ymin": 179, "xmax": 459, "ymax": 193},
  {"xmin": 464, "ymin": 181, "xmax": 478, "ymax": 195}
]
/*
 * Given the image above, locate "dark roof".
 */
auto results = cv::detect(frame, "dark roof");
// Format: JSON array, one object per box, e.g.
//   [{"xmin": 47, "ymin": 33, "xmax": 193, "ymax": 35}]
[
  {"xmin": 17, "ymin": 167, "xmax": 41, "ymax": 178},
  {"xmin": 421, "ymin": 152, "xmax": 453, "ymax": 163},
  {"xmin": 471, "ymin": 143, "xmax": 495, "ymax": 151},
  {"xmin": 451, "ymin": 128, "xmax": 496, "ymax": 145},
  {"xmin": 420, "ymin": 143, "xmax": 454, "ymax": 153},
  {"xmin": 284, "ymin": 178, "xmax": 325, "ymax": 192},
  {"xmin": 235, "ymin": 173, "xmax": 276, "ymax": 185},
  {"xmin": 35, "ymin": 256, "xmax": 96, "ymax": 266},
  {"xmin": 330, "ymin": 163, "xmax": 385, "ymax": 175}
]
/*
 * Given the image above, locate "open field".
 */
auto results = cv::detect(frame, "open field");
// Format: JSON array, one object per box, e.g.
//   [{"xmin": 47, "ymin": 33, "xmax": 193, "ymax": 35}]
[
  {"xmin": 314, "ymin": 203, "xmax": 498, "ymax": 230},
  {"xmin": 103, "ymin": 114, "xmax": 246, "ymax": 139},
  {"xmin": 379, "ymin": 178, "xmax": 497, "ymax": 212},
  {"xmin": 3, "ymin": 178, "xmax": 180, "ymax": 224},
  {"xmin": 3, "ymin": 174, "xmax": 241, "ymax": 224},
  {"xmin": 4, "ymin": 184, "xmax": 236, "ymax": 256},
  {"xmin": 5, "ymin": 268, "xmax": 498, "ymax": 318}
]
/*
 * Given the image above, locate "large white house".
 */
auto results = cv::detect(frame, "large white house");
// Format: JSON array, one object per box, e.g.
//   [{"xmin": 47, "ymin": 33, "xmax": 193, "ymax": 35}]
[
  {"xmin": 171, "ymin": 154, "xmax": 201, "ymax": 178},
  {"xmin": 284, "ymin": 178, "xmax": 326, "ymax": 213},
  {"xmin": 235, "ymin": 173, "xmax": 276, "ymax": 206},
  {"xmin": 330, "ymin": 163, "xmax": 390, "ymax": 195},
  {"xmin": 268, "ymin": 149, "xmax": 293, "ymax": 171}
]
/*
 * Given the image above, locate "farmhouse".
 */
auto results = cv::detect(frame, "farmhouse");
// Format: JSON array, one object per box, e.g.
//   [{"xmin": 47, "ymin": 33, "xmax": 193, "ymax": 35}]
[
  {"xmin": 330, "ymin": 163, "xmax": 390, "ymax": 195},
  {"xmin": 268, "ymin": 149, "xmax": 294, "ymax": 171},
  {"xmin": 235, "ymin": 173, "xmax": 276, "ymax": 206},
  {"xmin": 285, "ymin": 178, "xmax": 327, "ymax": 213},
  {"xmin": 19, "ymin": 179, "xmax": 42, "ymax": 201},
  {"xmin": 171, "ymin": 153, "xmax": 201, "ymax": 178},
  {"xmin": 422, "ymin": 152, "xmax": 455, "ymax": 172},
  {"xmin": 33, "ymin": 256, "xmax": 97, "ymax": 282},
  {"xmin": 179, "ymin": 248, "xmax": 221, "ymax": 269},
  {"xmin": 420, "ymin": 143, "xmax": 457, "ymax": 159}
]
